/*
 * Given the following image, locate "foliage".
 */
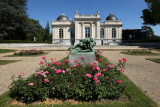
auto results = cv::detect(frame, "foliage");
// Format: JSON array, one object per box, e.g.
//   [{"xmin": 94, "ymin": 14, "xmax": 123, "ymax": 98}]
[
  {"xmin": 9, "ymin": 53, "xmax": 127, "ymax": 103},
  {"xmin": 25, "ymin": 18, "xmax": 45, "ymax": 41},
  {"xmin": 0, "ymin": 0, "xmax": 51, "ymax": 42},
  {"xmin": 0, "ymin": 40, "xmax": 51, "ymax": 43},
  {"xmin": 0, "ymin": 0, "xmax": 28, "ymax": 40},
  {"xmin": 14, "ymin": 49, "xmax": 44, "ymax": 56},
  {"xmin": 121, "ymin": 50, "xmax": 159, "ymax": 55},
  {"xmin": 146, "ymin": 58, "xmax": 160, "ymax": 63},
  {"xmin": 141, "ymin": 0, "xmax": 160, "ymax": 25},
  {"xmin": 0, "ymin": 49, "xmax": 16, "ymax": 54},
  {"xmin": 43, "ymin": 21, "xmax": 51, "ymax": 42},
  {"xmin": 0, "ymin": 60, "xmax": 18, "ymax": 65}
]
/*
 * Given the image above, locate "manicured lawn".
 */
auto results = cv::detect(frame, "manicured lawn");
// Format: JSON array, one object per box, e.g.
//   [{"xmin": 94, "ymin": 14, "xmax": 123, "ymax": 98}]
[
  {"xmin": 121, "ymin": 50, "xmax": 160, "ymax": 56},
  {"xmin": 0, "ymin": 60, "xmax": 19, "ymax": 65},
  {"xmin": 0, "ymin": 49, "xmax": 16, "ymax": 54},
  {"xmin": 146, "ymin": 58, "xmax": 160, "ymax": 63}
]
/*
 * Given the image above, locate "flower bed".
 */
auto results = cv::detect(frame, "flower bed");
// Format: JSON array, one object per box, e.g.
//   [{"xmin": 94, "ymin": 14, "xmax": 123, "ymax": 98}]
[
  {"xmin": 14, "ymin": 49, "xmax": 44, "ymax": 56},
  {"xmin": 9, "ymin": 50, "xmax": 127, "ymax": 104}
]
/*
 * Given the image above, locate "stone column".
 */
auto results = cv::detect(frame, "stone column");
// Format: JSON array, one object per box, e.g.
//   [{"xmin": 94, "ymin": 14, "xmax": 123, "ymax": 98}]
[
  {"xmin": 75, "ymin": 22, "xmax": 78, "ymax": 39},
  {"xmin": 96, "ymin": 21, "xmax": 100, "ymax": 39},
  {"xmin": 91, "ymin": 22, "xmax": 94, "ymax": 38}
]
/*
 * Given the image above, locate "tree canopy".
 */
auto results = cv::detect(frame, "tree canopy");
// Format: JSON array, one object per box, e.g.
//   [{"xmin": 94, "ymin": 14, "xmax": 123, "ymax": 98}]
[
  {"xmin": 0, "ymin": 0, "xmax": 51, "ymax": 42},
  {"xmin": 141, "ymin": 0, "xmax": 160, "ymax": 25}
]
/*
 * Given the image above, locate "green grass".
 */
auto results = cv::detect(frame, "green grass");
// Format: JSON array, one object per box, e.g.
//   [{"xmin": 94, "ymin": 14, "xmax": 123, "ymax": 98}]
[
  {"xmin": 121, "ymin": 50, "xmax": 160, "ymax": 56},
  {"xmin": 0, "ymin": 56, "xmax": 157, "ymax": 107},
  {"xmin": 0, "ymin": 49, "xmax": 16, "ymax": 54},
  {"xmin": 0, "ymin": 60, "xmax": 19, "ymax": 65},
  {"xmin": 146, "ymin": 58, "xmax": 160, "ymax": 63},
  {"xmin": 154, "ymin": 48, "xmax": 160, "ymax": 52},
  {"xmin": 4, "ymin": 52, "xmax": 48, "ymax": 57}
]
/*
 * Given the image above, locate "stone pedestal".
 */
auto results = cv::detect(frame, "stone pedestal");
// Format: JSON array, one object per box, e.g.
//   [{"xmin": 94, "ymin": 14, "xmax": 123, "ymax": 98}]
[{"xmin": 69, "ymin": 52, "xmax": 96, "ymax": 65}]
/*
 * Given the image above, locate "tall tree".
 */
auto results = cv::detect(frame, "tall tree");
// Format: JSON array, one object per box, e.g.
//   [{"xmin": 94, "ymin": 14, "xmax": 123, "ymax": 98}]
[
  {"xmin": 44, "ymin": 21, "xmax": 50, "ymax": 41},
  {"xmin": 0, "ymin": 0, "xmax": 28, "ymax": 40},
  {"xmin": 141, "ymin": 0, "xmax": 160, "ymax": 25},
  {"xmin": 25, "ymin": 17, "xmax": 45, "ymax": 41}
]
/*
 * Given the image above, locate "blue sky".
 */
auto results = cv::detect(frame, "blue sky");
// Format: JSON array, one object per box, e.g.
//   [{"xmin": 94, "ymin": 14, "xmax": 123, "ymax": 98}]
[{"xmin": 27, "ymin": 0, "xmax": 160, "ymax": 36}]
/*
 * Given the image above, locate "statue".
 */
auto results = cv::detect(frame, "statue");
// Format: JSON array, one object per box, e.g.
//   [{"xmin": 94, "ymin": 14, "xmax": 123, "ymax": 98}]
[{"xmin": 68, "ymin": 38, "xmax": 96, "ymax": 54}]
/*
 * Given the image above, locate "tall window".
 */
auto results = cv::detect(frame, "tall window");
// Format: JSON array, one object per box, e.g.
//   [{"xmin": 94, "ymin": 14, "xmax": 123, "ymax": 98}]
[
  {"xmin": 100, "ymin": 28, "xmax": 104, "ymax": 38},
  {"xmin": 59, "ymin": 28, "xmax": 63, "ymax": 39},
  {"xmin": 85, "ymin": 28, "xmax": 90, "ymax": 38},
  {"xmin": 112, "ymin": 28, "xmax": 116, "ymax": 38}
]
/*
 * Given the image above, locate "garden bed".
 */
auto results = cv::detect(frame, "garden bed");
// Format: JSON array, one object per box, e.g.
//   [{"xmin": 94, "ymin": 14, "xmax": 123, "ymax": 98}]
[
  {"xmin": 121, "ymin": 50, "xmax": 160, "ymax": 56},
  {"xmin": 0, "ymin": 50, "xmax": 157, "ymax": 107},
  {"xmin": 4, "ymin": 49, "xmax": 47, "ymax": 57}
]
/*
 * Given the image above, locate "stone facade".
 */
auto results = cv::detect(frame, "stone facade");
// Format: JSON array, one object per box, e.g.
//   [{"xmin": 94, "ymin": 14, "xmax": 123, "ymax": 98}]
[{"xmin": 52, "ymin": 10, "xmax": 123, "ymax": 45}]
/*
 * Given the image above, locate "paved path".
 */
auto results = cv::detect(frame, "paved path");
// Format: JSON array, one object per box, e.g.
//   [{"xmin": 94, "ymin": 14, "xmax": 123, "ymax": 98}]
[
  {"xmin": 0, "ymin": 50, "xmax": 160, "ymax": 105},
  {"xmin": 102, "ymin": 51, "xmax": 160, "ymax": 105}
]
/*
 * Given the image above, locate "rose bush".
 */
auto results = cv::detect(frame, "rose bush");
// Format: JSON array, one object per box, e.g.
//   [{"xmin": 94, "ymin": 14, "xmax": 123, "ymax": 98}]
[
  {"xmin": 14, "ymin": 49, "xmax": 44, "ymax": 56},
  {"xmin": 9, "ymin": 51, "xmax": 127, "ymax": 103}
]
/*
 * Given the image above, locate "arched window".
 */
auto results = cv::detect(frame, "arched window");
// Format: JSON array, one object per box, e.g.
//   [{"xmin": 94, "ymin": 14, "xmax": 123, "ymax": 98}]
[
  {"xmin": 100, "ymin": 28, "xmax": 104, "ymax": 38},
  {"xmin": 59, "ymin": 28, "xmax": 63, "ymax": 39},
  {"xmin": 112, "ymin": 28, "xmax": 116, "ymax": 38}
]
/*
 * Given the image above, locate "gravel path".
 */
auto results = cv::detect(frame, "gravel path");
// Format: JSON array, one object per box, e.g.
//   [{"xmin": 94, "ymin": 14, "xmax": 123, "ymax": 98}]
[
  {"xmin": 102, "ymin": 51, "xmax": 160, "ymax": 105},
  {"xmin": 0, "ymin": 51, "xmax": 68, "ymax": 95},
  {"xmin": 0, "ymin": 50, "xmax": 160, "ymax": 105}
]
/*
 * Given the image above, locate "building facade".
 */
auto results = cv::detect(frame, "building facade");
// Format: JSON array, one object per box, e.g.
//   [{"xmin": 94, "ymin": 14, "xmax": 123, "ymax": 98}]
[{"xmin": 52, "ymin": 10, "xmax": 123, "ymax": 45}]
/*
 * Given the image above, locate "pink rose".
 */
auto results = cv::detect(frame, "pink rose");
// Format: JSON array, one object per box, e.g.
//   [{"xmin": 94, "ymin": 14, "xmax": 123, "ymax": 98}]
[
  {"xmin": 66, "ymin": 68, "xmax": 70, "ymax": 72},
  {"xmin": 85, "ymin": 73, "xmax": 92, "ymax": 78},
  {"xmin": 117, "ymin": 80, "xmax": 122, "ymax": 84},
  {"xmin": 51, "ymin": 58, "xmax": 53, "ymax": 60},
  {"xmin": 96, "ymin": 53, "xmax": 100, "ymax": 55},
  {"xmin": 109, "ymin": 64, "xmax": 114, "ymax": 68},
  {"xmin": 105, "ymin": 77, "xmax": 108, "ymax": 79},
  {"xmin": 56, "ymin": 69, "xmax": 61, "ymax": 74},
  {"xmin": 93, "ymin": 66, "xmax": 100, "ymax": 71},
  {"xmin": 93, "ymin": 77, "xmax": 98, "ymax": 80},
  {"xmin": 28, "ymin": 83, "xmax": 33, "ymax": 86},
  {"xmin": 123, "ymin": 58, "xmax": 127, "ymax": 62},
  {"xmin": 81, "ymin": 57, "xmax": 85, "ymax": 59},
  {"xmin": 95, "ymin": 80, "xmax": 100, "ymax": 84},
  {"xmin": 102, "ymin": 69, "xmax": 108, "ymax": 72},
  {"xmin": 62, "ymin": 70, "xmax": 65, "ymax": 74},
  {"xmin": 98, "ymin": 59, "xmax": 103, "ymax": 62},
  {"xmin": 46, "ymin": 71, "xmax": 50, "ymax": 74},
  {"xmin": 119, "ymin": 59, "xmax": 123, "ymax": 62},
  {"xmin": 65, "ymin": 59, "xmax": 70, "ymax": 63},
  {"xmin": 74, "ymin": 60, "xmax": 78, "ymax": 63},
  {"xmin": 95, "ymin": 73, "xmax": 101, "ymax": 77},
  {"xmin": 17, "ymin": 73, "xmax": 24, "ymax": 77},
  {"xmin": 44, "ymin": 79, "xmax": 49, "ymax": 83},
  {"xmin": 42, "ymin": 56, "xmax": 46, "ymax": 60},
  {"xmin": 40, "ymin": 61, "xmax": 44, "ymax": 65}
]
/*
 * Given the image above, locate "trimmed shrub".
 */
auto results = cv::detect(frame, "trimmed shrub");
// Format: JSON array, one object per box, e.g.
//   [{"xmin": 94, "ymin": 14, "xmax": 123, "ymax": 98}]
[{"xmin": 14, "ymin": 49, "xmax": 44, "ymax": 56}]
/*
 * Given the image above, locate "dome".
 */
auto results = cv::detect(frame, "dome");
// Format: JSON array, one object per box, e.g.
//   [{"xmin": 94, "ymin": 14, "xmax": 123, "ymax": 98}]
[
  {"xmin": 106, "ymin": 14, "xmax": 118, "ymax": 21},
  {"xmin": 57, "ymin": 14, "xmax": 70, "ymax": 21}
]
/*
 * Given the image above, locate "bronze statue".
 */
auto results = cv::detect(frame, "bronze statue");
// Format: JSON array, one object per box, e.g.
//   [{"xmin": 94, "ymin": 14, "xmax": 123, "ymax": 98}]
[{"xmin": 68, "ymin": 38, "xmax": 96, "ymax": 53}]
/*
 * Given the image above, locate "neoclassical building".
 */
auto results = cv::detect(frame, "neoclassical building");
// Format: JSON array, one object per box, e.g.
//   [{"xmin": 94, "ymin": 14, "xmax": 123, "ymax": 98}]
[{"xmin": 52, "ymin": 10, "xmax": 122, "ymax": 45}]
